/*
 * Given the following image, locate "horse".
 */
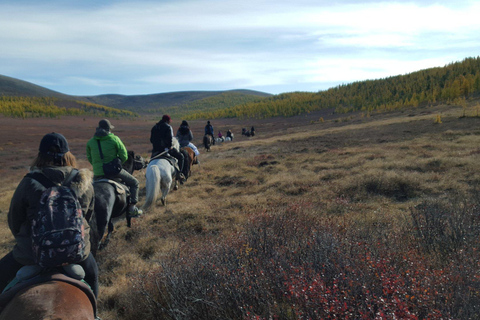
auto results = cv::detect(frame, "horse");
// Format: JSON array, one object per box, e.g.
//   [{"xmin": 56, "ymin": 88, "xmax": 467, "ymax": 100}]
[
  {"xmin": 0, "ymin": 271, "xmax": 96, "ymax": 320},
  {"xmin": 215, "ymin": 137, "xmax": 225, "ymax": 143},
  {"xmin": 143, "ymin": 138, "xmax": 181, "ymax": 208},
  {"xmin": 180, "ymin": 146, "xmax": 196, "ymax": 180},
  {"xmin": 203, "ymin": 134, "xmax": 213, "ymax": 152},
  {"xmin": 93, "ymin": 150, "xmax": 147, "ymax": 248}
]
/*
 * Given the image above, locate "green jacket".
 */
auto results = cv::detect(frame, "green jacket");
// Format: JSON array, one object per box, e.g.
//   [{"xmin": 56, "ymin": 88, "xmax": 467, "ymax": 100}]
[{"xmin": 86, "ymin": 132, "xmax": 128, "ymax": 177}]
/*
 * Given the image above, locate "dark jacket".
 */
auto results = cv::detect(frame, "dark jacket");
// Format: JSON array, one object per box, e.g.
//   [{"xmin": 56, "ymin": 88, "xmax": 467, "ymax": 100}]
[
  {"xmin": 205, "ymin": 124, "xmax": 214, "ymax": 136},
  {"xmin": 8, "ymin": 166, "xmax": 94, "ymax": 265},
  {"xmin": 151, "ymin": 120, "xmax": 174, "ymax": 155},
  {"xmin": 176, "ymin": 125, "xmax": 193, "ymax": 148}
]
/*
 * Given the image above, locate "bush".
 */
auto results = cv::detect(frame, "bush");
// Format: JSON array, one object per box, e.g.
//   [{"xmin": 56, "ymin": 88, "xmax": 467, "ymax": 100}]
[{"xmin": 122, "ymin": 199, "xmax": 480, "ymax": 319}]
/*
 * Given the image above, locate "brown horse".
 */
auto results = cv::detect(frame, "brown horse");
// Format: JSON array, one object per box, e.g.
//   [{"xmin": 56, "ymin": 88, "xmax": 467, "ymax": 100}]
[
  {"xmin": 0, "ymin": 280, "xmax": 95, "ymax": 320},
  {"xmin": 203, "ymin": 134, "xmax": 213, "ymax": 152},
  {"xmin": 180, "ymin": 146, "xmax": 196, "ymax": 180}
]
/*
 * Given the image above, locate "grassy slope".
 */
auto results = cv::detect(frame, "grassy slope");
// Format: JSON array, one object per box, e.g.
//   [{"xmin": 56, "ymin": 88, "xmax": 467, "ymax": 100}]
[
  {"xmin": 1, "ymin": 103, "xmax": 479, "ymax": 318},
  {"xmin": 96, "ymin": 104, "xmax": 479, "ymax": 318}
]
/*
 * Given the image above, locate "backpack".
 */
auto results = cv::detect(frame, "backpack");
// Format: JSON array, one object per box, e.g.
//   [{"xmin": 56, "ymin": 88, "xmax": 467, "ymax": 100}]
[{"xmin": 27, "ymin": 169, "xmax": 87, "ymax": 267}]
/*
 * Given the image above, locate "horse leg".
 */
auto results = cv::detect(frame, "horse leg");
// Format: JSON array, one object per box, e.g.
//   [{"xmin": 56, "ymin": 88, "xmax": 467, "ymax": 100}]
[{"xmin": 93, "ymin": 185, "xmax": 115, "ymax": 245}]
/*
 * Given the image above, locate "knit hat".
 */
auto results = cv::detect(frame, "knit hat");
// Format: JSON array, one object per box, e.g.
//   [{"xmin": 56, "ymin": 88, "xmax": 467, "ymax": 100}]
[
  {"xmin": 39, "ymin": 132, "xmax": 69, "ymax": 155},
  {"xmin": 162, "ymin": 115, "xmax": 171, "ymax": 122}
]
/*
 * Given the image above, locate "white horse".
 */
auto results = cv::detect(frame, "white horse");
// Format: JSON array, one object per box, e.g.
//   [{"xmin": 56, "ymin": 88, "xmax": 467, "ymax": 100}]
[{"xmin": 143, "ymin": 138, "xmax": 180, "ymax": 208}]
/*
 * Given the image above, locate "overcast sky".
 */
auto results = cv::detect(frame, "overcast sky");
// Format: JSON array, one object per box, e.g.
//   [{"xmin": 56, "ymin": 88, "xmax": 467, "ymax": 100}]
[{"xmin": 1, "ymin": 0, "xmax": 479, "ymax": 96}]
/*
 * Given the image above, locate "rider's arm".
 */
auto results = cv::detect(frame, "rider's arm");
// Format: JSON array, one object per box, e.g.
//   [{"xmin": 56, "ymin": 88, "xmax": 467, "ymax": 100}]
[{"xmin": 115, "ymin": 136, "xmax": 129, "ymax": 163}]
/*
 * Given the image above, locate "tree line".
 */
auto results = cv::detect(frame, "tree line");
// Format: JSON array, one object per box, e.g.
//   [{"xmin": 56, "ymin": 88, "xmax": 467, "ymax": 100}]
[
  {"xmin": 186, "ymin": 56, "xmax": 480, "ymax": 120},
  {"xmin": 0, "ymin": 96, "xmax": 136, "ymax": 118}
]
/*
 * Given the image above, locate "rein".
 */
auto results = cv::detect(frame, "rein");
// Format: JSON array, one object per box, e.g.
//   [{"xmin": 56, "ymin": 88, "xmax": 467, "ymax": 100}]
[{"xmin": 149, "ymin": 150, "xmax": 169, "ymax": 162}]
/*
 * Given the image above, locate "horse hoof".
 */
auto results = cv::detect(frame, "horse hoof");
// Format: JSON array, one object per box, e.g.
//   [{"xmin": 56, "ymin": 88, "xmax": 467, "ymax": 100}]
[
  {"xmin": 174, "ymin": 185, "xmax": 179, "ymax": 190},
  {"xmin": 161, "ymin": 198, "xmax": 166, "ymax": 206}
]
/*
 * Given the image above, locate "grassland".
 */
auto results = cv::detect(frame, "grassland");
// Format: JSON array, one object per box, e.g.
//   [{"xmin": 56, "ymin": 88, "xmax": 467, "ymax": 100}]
[{"xmin": 1, "ymin": 104, "xmax": 480, "ymax": 319}]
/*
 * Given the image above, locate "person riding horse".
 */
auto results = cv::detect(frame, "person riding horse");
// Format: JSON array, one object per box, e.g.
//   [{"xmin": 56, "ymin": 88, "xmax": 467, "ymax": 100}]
[
  {"xmin": 226, "ymin": 129, "xmax": 233, "ymax": 140},
  {"xmin": 150, "ymin": 115, "xmax": 186, "ymax": 184},
  {"xmin": 176, "ymin": 120, "xmax": 200, "ymax": 164},
  {"xmin": 205, "ymin": 120, "xmax": 215, "ymax": 145},
  {"xmin": 0, "ymin": 132, "xmax": 99, "ymax": 300},
  {"xmin": 87, "ymin": 119, "xmax": 143, "ymax": 217}
]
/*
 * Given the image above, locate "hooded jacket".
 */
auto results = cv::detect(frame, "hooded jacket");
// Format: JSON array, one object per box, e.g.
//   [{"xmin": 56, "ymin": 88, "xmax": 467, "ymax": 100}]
[
  {"xmin": 86, "ymin": 128, "xmax": 128, "ymax": 177},
  {"xmin": 8, "ymin": 166, "xmax": 94, "ymax": 265},
  {"xmin": 176, "ymin": 125, "xmax": 193, "ymax": 148},
  {"xmin": 150, "ymin": 120, "xmax": 174, "ymax": 155}
]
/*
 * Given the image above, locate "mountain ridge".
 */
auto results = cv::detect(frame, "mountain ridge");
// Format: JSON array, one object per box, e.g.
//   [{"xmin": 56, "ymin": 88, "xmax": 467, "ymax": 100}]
[{"xmin": 0, "ymin": 74, "xmax": 272, "ymax": 116}]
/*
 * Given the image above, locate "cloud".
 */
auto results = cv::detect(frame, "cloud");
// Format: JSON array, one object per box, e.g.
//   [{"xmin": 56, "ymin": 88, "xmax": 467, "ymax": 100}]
[{"xmin": 0, "ymin": 0, "xmax": 479, "ymax": 95}]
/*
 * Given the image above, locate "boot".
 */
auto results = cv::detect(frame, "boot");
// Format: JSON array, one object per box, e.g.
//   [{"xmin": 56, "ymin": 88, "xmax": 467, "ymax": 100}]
[{"xmin": 177, "ymin": 172, "xmax": 186, "ymax": 184}]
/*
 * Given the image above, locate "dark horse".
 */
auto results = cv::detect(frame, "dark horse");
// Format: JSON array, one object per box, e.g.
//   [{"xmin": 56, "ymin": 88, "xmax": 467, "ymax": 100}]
[
  {"xmin": 94, "ymin": 150, "xmax": 147, "ymax": 248},
  {"xmin": 180, "ymin": 146, "xmax": 196, "ymax": 181},
  {"xmin": 0, "ymin": 272, "xmax": 96, "ymax": 319},
  {"xmin": 203, "ymin": 134, "xmax": 213, "ymax": 152}
]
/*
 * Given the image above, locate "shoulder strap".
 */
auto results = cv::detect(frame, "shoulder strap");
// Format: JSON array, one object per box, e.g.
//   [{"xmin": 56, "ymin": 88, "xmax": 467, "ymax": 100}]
[
  {"xmin": 26, "ymin": 172, "xmax": 56, "ymax": 189},
  {"xmin": 63, "ymin": 169, "xmax": 79, "ymax": 187},
  {"xmin": 96, "ymin": 140, "xmax": 105, "ymax": 160},
  {"xmin": 26, "ymin": 169, "xmax": 79, "ymax": 189}
]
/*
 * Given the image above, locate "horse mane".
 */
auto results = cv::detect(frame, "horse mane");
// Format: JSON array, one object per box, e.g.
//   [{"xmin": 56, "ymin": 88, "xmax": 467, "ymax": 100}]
[{"xmin": 172, "ymin": 137, "xmax": 180, "ymax": 152}]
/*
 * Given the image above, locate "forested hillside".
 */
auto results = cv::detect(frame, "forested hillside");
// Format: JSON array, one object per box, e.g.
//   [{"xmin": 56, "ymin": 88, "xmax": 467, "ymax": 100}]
[
  {"xmin": 149, "ymin": 91, "xmax": 270, "ymax": 118},
  {"xmin": 0, "ymin": 96, "xmax": 136, "ymax": 118},
  {"xmin": 84, "ymin": 89, "xmax": 270, "ymax": 116},
  {"xmin": 186, "ymin": 56, "xmax": 480, "ymax": 120}
]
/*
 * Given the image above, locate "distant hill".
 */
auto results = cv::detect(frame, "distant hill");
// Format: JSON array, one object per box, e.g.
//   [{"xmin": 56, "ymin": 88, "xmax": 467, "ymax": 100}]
[
  {"xmin": 0, "ymin": 75, "xmax": 71, "ymax": 99},
  {"xmin": 4, "ymin": 56, "xmax": 480, "ymax": 120},
  {"xmin": 187, "ymin": 56, "xmax": 480, "ymax": 120},
  {"xmin": 82, "ymin": 89, "xmax": 272, "ymax": 117},
  {"xmin": 0, "ymin": 74, "xmax": 272, "ymax": 118}
]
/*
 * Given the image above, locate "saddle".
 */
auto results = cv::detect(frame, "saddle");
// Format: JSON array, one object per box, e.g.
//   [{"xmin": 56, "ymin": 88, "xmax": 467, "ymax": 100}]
[
  {"xmin": 0, "ymin": 265, "xmax": 97, "ymax": 315},
  {"xmin": 94, "ymin": 178, "xmax": 129, "ymax": 196},
  {"xmin": 151, "ymin": 151, "xmax": 181, "ymax": 173}
]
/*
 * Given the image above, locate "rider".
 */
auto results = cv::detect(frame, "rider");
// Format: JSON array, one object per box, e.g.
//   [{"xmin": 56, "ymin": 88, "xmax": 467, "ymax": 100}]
[
  {"xmin": 205, "ymin": 120, "xmax": 215, "ymax": 145},
  {"xmin": 86, "ymin": 119, "xmax": 143, "ymax": 217},
  {"xmin": 0, "ymin": 132, "xmax": 99, "ymax": 298},
  {"xmin": 150, "ymin": 115, "xmax": 186, "ymax": 183},
  {"xmin": 176, "ymin": 120, "xmax": 200, "ymax": 163},
  {"xmin": 226, "ymin": 129, "xmax": 233, "ymax": 140}
]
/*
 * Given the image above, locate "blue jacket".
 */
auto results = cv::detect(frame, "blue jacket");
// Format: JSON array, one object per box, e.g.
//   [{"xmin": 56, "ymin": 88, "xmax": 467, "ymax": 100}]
[{"xmin": 205, "ymin": 124, "xmax": 214, "ymax": 136}]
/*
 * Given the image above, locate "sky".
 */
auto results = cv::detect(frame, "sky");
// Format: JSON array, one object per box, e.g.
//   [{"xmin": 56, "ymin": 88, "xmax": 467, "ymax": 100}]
[{"xmin": 1, "ymin": 0, "xmax": 480, "ymax": 96}]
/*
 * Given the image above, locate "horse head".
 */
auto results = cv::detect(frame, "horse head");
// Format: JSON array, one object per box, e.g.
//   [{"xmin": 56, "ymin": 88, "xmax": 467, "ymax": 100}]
[{"xmin": 0, "ymin": 271, "xmax": 96, "ymax": 320}]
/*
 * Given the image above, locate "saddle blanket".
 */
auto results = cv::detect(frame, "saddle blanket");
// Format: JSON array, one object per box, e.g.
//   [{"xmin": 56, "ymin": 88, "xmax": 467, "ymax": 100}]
[{"xmin": 94, "ymin": 178, "xmax": 128, "ymax": 194}]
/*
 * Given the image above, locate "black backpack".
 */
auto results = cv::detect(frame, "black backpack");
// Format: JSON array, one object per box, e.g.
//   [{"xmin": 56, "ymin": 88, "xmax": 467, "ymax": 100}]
[{"xmin": 27, "ymin": 169, "xmax": 87, "ymax": 267}]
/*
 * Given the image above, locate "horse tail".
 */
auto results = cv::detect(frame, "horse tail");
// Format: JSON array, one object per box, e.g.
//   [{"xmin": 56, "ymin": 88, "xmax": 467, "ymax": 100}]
[{"xmin": 143, "ymin": 164, "xmax": 161, "ymax": 210}]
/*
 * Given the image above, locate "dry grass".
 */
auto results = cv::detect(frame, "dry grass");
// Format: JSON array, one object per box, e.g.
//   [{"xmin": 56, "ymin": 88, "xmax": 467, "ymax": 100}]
[{"xmin": 1, "ymin": 105, "xmax": 480, "ymax": 318}]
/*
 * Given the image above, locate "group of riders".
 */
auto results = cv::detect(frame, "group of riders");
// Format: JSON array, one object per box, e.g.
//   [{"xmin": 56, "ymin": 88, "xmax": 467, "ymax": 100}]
[
  {"xmin": 0, "ymin": 115, "xmax": 211, "ymax": 318},
  {"xmin": 0, "ymin": 115, "xmax": 254, "ymax": 318}
]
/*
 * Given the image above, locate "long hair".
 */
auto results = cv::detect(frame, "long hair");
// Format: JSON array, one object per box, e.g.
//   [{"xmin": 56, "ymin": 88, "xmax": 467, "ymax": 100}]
[{"xmin": 31, "ymin": 146, "xmax": 77, "ymax": 168}]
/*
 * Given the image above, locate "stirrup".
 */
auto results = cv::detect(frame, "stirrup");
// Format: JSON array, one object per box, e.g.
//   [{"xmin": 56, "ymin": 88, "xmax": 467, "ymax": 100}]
[{"xmin": 128, "ymin": 206, "xmax": 143, "ymax": 217}]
